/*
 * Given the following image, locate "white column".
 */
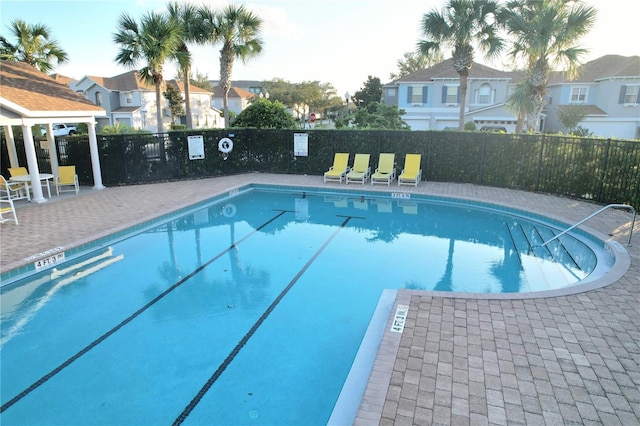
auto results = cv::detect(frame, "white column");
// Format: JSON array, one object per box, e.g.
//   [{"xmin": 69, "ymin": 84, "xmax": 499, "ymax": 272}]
[
  {"xmin": 22, "ymin": 125, "xmax": 46, "ymax": 203},
  {"xmin": 3, "ymin": 126, "xmax": 19, "ymax": 167},
  {"xmin": 87, "ymin": 121, "xmax": 105, "ymax": 189}
]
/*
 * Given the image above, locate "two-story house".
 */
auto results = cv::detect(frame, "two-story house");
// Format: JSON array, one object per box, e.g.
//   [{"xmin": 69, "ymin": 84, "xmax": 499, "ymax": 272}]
[
  {"xmin": 383, "ymin": 59, "xmax": 524, "ymax": 131},
  {"xmin": 73, "ymin": 71, "xmax": 223, "ymax": 132},
  {"xmin": 544, "ymin": 55, "xmax": 640, "ymax": 139},
  {"xmin": 211, "ymin": 86, "xmax": 256, "ymax": 116}
]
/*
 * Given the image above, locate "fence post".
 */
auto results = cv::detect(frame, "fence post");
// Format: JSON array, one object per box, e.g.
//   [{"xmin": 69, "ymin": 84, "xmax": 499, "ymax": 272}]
[
  {"xmin": 596, "ymin": 138, "xmax": 612, "ymax": 202},
  {"xmin": 535, "ymin": 133, "xmax": 545, "ymax": 191}
]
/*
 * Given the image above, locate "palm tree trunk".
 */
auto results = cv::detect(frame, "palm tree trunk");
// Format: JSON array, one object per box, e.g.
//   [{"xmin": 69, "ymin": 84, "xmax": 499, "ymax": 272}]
[
  {"xmin": 184, "ymin": 64, "xmax": 193, "ymax": 129},
  {"xmin": 155, "ymin": 82, "xmax": 164, "ymax": 133},
  {"xmin": 458, "ymin": 71, "xmax": 468, "ymax": 129},
  {"xmin": 220, "ymin": 44, "xmax": 234, "ymax": 128}
]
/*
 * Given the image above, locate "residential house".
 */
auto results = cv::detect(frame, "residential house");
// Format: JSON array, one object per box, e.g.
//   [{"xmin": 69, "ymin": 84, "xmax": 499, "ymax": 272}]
[
  {"xmin": 211, "ymin": 86, "xmax": 256, "ymax": 116},
  {"xmin": 209, "ymin": 80, "xmax": 264, "ymax": 96},
  {"xmin": 73, "ymin": 71, "xmax": 222, "ymax": 132},
  {"xmin": 544, "ymin": 55, "xmax": 640, "ymax": 139},
  {"xmin": 383, "ymin": 59, "xmax": 524, "ymax": 131}
]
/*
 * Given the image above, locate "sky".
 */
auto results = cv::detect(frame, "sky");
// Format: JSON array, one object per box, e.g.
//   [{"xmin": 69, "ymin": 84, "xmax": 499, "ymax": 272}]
[{"xmin": 1, "ymin": 0, "xmax": 639, "ymax": 97}]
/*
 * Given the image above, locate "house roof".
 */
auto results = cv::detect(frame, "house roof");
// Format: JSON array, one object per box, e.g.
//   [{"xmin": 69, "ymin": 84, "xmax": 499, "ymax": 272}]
[
  {"xmin": 392, "ymin": 59, "xmax": 524, "ymax": 84},
  {"xmin": 548, "ymin": 55, "xmax": 640, "ymax": 84},
  {"xmin": 50, "ymin": 73, "xmax": 76, "ymax": 86},
  {"xmin": 212, "ymin": 86, "xmax": 255, "ymax": 99},
  {"xmin": 81, "ymin": 71, "xmax": 212, "ymax": 94},
  {"xmin": 0, "ymin": 60, "xmax": 104, "ymax": 116},
  {"xmin": 556, "ymin": 104, "xmax": 607, "ymax": 116}
]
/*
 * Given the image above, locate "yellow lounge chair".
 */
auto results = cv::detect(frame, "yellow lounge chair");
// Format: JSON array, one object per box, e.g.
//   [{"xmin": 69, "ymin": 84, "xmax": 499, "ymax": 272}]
[
  {"xmin": 398, "ymin": 154, "xmax": 423, "ymax": 187},
  {"xmin": 324, "ymin": 153, "xmax": 350, "ymax": 183},
  {"xmin": 346, "ymin": 154, "xmax": 371, "ymax": 185},
  {"xmin": 0, "ymin": 198, "xmax": 18, "ymax": 224},
  {"xmin": 8, "ymin": 167, "xmax": 28, "ymax": 177},
  {"xmin": 371, "ymin": 153, "xmax": 396, "ymax": 185},
  {"xmin": 0, "ymin": 175, "xmax": 30, "ymax": 202},
  {"xmin": 56, "ymin": 165, "xmax": 79, "ymax": 195}
]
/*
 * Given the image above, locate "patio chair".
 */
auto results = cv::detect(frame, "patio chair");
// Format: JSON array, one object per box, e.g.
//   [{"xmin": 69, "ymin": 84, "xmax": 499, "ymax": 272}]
[
  {"xmin": 323, "ymin": 153, "xmax": 350, "ymax": 183},
  {"xmin": 398, "ymin": 154, "xmax": 423, "ymax": 187},
  {"xmin": 371, "ymin": 153, "xmax": 396, "ymax": 185},
  {"xmin": 0, "ymin": 175, "xmax": 30, "ymax": 202},
  {"xmin": 56, "ymin": 165, "xmax": 79, "ymax": 195},
  {"xmin": 0, "ymin": 198, "xmax": 18, "ymax": 224},
  {"xmin": 8, "ymin": 167, "xmax": 28, "ymax": 177},
  {"xmin": 346, "ymin": 154, "xmax": 371, "ymax": 185}
]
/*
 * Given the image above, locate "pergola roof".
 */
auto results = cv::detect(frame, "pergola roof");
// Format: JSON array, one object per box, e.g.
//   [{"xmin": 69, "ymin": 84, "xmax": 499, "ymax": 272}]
[{"xmin": 0, "ymin": 60, "xmax": 104, "ymax": 125}]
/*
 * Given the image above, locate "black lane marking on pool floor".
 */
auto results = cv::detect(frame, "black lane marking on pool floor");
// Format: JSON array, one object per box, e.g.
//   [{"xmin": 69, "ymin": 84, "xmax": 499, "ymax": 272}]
[
  {"xmin": 173, "ymin": 215, "xmax": 356, "ymax": 425},
  {"xmin": 0, "ymin": 210, "xmax": 289, "ymax": 414}
]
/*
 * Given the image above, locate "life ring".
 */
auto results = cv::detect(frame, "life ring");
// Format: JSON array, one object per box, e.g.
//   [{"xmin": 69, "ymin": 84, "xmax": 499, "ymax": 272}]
[
  {"xmin": 222, "ymin": 204, "xmax": 236, "ymax": 217},
  {"xmin": 218, "ymin": 138, "xmax": 233, "ymax": 153}
]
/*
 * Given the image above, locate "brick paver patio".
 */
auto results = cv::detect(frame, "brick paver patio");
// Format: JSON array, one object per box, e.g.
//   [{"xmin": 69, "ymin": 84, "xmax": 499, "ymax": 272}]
[{"xmin": 1, "ymin": 174, "xmax": 638, "ymax": 425}]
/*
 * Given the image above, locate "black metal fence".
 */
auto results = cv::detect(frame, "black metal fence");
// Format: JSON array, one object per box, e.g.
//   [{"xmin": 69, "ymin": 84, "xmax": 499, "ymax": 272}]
[{"xmin": 2, "ymin": 129, "xmax": 639, "ymax": 209}]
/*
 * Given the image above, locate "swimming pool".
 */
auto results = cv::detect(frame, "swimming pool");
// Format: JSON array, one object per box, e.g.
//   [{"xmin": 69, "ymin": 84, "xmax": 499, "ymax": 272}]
[{"xmin": 0, "ymin": 185, "xmax": 624, "ymax": 425}]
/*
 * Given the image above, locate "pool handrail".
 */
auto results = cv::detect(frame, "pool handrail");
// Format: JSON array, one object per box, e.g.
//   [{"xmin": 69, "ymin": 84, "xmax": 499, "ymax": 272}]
[{"xmin": 538, "ymin": 204, "xmax": 636, "ymax": 247}]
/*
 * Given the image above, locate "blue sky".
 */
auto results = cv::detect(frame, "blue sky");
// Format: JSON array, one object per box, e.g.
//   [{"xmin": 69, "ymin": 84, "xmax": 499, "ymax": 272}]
[{"xmin": 1, "ymin": 0, "xmax": 638, "ymax": 96}]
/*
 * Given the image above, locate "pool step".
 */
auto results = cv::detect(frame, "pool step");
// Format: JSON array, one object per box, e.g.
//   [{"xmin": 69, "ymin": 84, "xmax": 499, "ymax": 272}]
[{"xmin": 505, "ymin": 223, "xmax": 583, "ymax": 290}]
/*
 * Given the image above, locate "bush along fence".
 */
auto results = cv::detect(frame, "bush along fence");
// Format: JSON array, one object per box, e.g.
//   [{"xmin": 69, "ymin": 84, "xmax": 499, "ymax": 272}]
[{"xmin": 2, "ymin": 129, "xmax": 639, "ymax": 209}]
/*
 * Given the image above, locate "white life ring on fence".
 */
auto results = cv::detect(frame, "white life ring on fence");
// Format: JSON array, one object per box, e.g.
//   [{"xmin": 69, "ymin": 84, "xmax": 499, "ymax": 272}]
[
  {"xmin": 222, "ymin": 204, "xmax": 236, "ymax": 218},
  {"xmin": 218, "ymin": 138, "xmax": 233, "ymax": 153}
]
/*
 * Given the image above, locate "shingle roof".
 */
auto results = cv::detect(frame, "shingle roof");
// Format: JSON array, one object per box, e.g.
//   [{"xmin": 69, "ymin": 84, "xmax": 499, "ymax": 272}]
[
  {"xmin": 548, "ymin": 55, "xmax": 640, "ymax": 84},
  {"xmin": 212, "ymin": 86, "xmax": 255, "ymax": 98},
  {"xmin": 0, "ymin": 60, "xmax": 103, "ymax": 113},
  {"xmin": 392, "ymin": 59, "xmax": 524, "ymax": 84},
  {"xmin": 83, "ymin": 71, "xmax": 211, "ymax": 94},
  {"xmin": 556, "ymin": 104, "xmax": 607, "ymax": 116}
]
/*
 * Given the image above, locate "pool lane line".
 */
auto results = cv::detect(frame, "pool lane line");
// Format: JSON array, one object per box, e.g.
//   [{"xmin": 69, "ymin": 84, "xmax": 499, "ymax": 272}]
[
  {"xmin": 0, "ymin": 210, "xmax": 289, "ymax": 414},
  {"xmin": 173, "ymin": 215, "xmax": 356, "ymax": 426}
]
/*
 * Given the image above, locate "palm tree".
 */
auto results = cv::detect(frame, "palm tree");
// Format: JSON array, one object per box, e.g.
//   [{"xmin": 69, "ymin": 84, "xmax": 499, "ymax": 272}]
[
  {"xmin": 505, "ymin": 78, "xmax": 535, "ymax": 133},
  {"xmin": 418, "ymin": 0, "xmax": 503, "ymax": 130},
  {"xmin": 197, "ymin": 4, "xmax": 263, "ymax": 127},
  {"xmin": 166, "ymin": 2, "xmax": 199, "ymax": 129},
  {"xmin": 499, "ymin": 0, "xmax": 597, "ymax": 131},
  {"xmin": 0, "ymin": 19, "xmax": 68, "ymax": 73},
  {"xmin": 113, "ymin": 11, "xmax": 181, "ymax": 133}
]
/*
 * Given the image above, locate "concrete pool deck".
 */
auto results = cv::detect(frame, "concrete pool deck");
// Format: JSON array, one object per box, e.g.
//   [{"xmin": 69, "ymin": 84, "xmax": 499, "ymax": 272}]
[{"xmin": 1, "ymin": 174, "xmax": 638, "ymax": 425}]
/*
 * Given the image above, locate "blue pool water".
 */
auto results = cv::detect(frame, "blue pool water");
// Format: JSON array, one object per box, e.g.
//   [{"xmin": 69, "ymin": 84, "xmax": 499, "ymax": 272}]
[{"xmin": 0, "ymin": 185, "xmax": 615, "ymax": 425}]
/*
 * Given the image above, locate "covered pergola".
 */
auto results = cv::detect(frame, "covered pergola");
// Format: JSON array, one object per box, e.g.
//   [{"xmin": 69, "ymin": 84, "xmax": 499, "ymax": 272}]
[{"xmin": 0, "ymin": 60, "xmax": 106, "ymax": 203}]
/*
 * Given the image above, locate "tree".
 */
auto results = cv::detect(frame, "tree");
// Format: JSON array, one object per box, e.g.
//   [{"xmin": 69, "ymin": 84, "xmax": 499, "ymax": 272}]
[
  {"xmin": 389, "ymin": 51, "xmax": 444, "ymax": 80},
  {"xmin": 353, "ymin": 76, "xmax": 383, "ymax": 109},
  {"xmin": 231, "ymin": 98, "xmax": 296, "ymax": 129},
  {"xmin": 418, "ymin": 0, "xmax": 504, "ymax": 130},
  {"xmin": 0, "ymin": 19, "xmax": 68, "ymax": 73},
  {"xmin": 557, "ymin": 105, "xmax": 587, "ymax": 134},
  {"xmin": 190, "ymin": 71, "xmax": 213, "ymax": 92},
  {"xmin": 499, "ymin": 0, "xmax": 597, "ymax": 131},
  {"xmin": 198, "ymin": 4, "xmax": 264, "ymax": 128},
  {"xmin": 114, "ymin": 11, "xmax": 181, "ymax": 133},
  {"xmin": 166, "ymin": 2, "xmax": 199, "ymax": 129},
  {"xmin": 163, "ymin": 84, "xmax": 185, "ymax": 125},
  {"xmin": 505, "ymin": 78, "xmax": 535, "ymax": 133},
  {"xmin": 352, "ymin": 103, "xmax": 410, "ymax": 130}
]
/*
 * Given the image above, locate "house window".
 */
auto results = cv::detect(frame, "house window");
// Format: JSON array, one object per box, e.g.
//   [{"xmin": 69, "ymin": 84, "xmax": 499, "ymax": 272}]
[
  {"xmin": 95, "ymin": 92, "xmax": 102, "ymax": 106},
  {"xmin": 475, "ymin": 83, "xmax": 493, "ymax": 104},
  {"xmin": 442, "ymin": 85, "xmax": 460, "ymax": 104},
  {"xmin": 619, "ymin": 85, "xmax": 640, "ymax": 104},
  {"xmin": 386, "ymin": 87, "xmax": 397, "ymax": 97},
  {"xmin": 126, "ymin": 92, "xmax": 133, "ymax": 104},
  {"xmin": 570, "ymin": 87, "xmax": 587, "ymax": 103},
  {"xmin": 407, "ymin": 86, "xmax": 428, "ymax": 104}
]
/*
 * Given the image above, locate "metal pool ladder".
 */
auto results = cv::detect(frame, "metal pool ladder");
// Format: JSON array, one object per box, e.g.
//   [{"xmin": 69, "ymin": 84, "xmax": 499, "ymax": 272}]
[{"xmin": 539, "ymin": 204, "xmax": 636, "ymax": 247}]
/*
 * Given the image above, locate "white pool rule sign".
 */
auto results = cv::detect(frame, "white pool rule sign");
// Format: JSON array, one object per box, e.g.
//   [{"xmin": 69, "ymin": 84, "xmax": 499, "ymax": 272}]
[
  {"xmin": 294, "ymin": 133, "xmax": 308, "ymax": 157},
  {"xmin": 188, "ymin": 135, "xmax": 205, "ymax": 160},
  {"xmin": 390, "ymin": 304, "xmax": 409, "ymax": 333}
]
